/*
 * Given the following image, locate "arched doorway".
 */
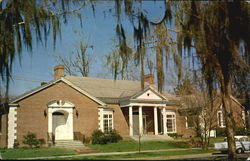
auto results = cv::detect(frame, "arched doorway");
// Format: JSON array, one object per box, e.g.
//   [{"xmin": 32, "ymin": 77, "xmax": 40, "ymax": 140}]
[
  {"xmin": 48, "ymin": 100, "xmax": 74, "ymax": 141},
  {"xmin": 52, "ymin": 111, "xmax": 71, "ymax": 140}
]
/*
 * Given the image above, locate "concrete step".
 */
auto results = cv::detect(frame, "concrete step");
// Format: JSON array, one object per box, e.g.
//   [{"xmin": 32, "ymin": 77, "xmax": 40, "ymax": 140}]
[{"xmin": 54, "ymin": 140, "xmax": 85, "ymax": 148}]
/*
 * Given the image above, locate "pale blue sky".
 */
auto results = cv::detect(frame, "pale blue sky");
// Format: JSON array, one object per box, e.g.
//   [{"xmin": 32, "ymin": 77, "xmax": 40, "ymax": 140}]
[{"xmin": 7, "ymin": 1, "xmax": 173, "ymax": 97}]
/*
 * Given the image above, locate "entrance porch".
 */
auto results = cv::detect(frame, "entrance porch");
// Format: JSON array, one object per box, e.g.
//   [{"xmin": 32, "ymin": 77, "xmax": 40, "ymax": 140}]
[{"xmin": 122, "ymin": 105, "xmax": 177, "ymax": 137}]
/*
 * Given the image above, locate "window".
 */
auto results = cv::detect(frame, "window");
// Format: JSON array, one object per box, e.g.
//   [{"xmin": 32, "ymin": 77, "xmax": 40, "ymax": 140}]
[
  {"xmin": 103, "ymin": 113, "xmax": 113, "ymax": 133},
  {"xmin": 186, "ymin": 116, "xmax": 195, "ymax": 128},
  {"xmin": 217, "ymin": 111, "xmax": 225, "ymax": 127},
  {"xmin": 166, "ymin": 113, "xmax": 176, "ymax": 133}
]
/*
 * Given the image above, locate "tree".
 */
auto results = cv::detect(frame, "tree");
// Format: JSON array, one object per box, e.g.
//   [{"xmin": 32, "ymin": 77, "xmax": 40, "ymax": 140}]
[
  {"xmin": 176, "ymin": 2, "xmax": 249, "ymax": 159},
  {"xmin": 54, "ymin": 40, "xmax": 92, "ymax": 77},
  {"xmin": 181, "ymin": 90, "xmax": 217, "ymax": 150},
  {"xmin": 0, "ymin": 0, "xmax": 88, "ymax": 101}
]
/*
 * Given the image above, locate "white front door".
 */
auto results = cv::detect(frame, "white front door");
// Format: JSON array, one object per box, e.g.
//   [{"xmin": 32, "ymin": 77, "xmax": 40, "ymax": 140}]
[{"xmin": 52, "ymin": 112, "xmax": 73, "ymax": 140}]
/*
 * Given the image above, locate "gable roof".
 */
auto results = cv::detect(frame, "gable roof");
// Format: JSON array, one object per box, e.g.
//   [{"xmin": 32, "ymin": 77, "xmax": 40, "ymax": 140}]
[
  {"xmin": 130, "ymin": 85, "xmax": 167, "ymax": 100},
  {"xmin": 9, "ymin": 78, "xmax": 106, "ymax": 106},
  {"xmin": 10, "ymin": 75, "xmax": 180, "ymax": 105},
  {"xmin": 64, "ymin": 76, "xmax": 150, "ymax": 99}
]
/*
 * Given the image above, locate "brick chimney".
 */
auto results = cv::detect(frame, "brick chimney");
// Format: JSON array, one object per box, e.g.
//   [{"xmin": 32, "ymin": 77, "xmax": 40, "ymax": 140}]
[
  {"xmin": 54, "ymin": 65, "xmax": 65, "ymax": 80},
  {"xmin": 144, "ymin": 74, "xmax": 154, "ymax": 84}
]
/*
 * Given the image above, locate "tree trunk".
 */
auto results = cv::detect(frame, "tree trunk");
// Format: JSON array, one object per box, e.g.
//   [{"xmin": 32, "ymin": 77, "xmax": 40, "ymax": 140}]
[{"xmin": 221, "ymin": 81, "xmax": 237, "ymax": 160}]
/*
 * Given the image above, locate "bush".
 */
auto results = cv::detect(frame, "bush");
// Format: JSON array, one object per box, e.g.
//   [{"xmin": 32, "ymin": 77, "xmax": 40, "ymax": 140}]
[
  {"xmin": 106, "ymin": 129, "xmax": 122, "ymax": 143},
  {"xmin": 91, "ymin": 130, "xmax": 107, "ymax": 144},
  {"xmin": 22, "ymin": 132, "xmax": 45, "ymax": 148},
  {"xmin": 38, "ymin": 139, "xmax": 46, "ymax": 147},
  {"xmin": 215, "ymin": 128, "xmax": 226, "ymax": 137},
  {"xmin": 23, "ymin": 132, "xmax": 39, "ymax": 148},
  {"xmin": 13, "ymin": 139, "xmax": 19, "ymax": 149},
  {"xmin": 235, "ymin": 127, "xmax": 247, "ymax": 135},
  {"xmin": 91, "ymin": 129, "xmax": 122, "ymax": 144},
  {"xmin": 186, "ymin": 139, "xmax": 202, "ymax": 148}
]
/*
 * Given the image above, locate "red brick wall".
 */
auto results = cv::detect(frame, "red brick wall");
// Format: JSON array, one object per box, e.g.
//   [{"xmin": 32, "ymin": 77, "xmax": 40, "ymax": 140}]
[
  {"xmin": 107, "ymin": 104, "xmax": 129, "ymax": 136},
  {"xmin": 16, "ymin": 81, "xmax": 99, "ymax": 147}
]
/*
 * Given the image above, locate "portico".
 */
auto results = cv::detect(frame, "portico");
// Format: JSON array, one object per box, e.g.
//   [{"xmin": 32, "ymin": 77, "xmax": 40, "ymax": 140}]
[{"xmin": 120, "ymin": 86, "xmax": 174, "ymax": 136}]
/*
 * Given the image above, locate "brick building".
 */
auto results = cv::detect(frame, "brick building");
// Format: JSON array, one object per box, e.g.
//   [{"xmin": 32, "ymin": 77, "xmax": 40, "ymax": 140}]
[{"xmin": 0, "ymin": 65, "xmax": 246, "ymax": 148}]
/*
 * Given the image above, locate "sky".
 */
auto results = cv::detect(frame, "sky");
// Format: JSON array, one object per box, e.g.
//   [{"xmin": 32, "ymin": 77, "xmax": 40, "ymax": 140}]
[{"xmin": 6, "ymin": 1, "xmax": 174, "ymax": 97}]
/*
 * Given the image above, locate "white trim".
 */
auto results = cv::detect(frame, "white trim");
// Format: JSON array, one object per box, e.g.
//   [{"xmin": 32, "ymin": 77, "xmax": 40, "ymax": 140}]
[
  {"xmin": 154, "ymin": 107, "xmax": 158, "ymax": 135},
  {"xmin": 162, "ymin": 109, "xmax": 176, "ymax": 134},
  {"xmin": 48, "ymin": 105, "xmax": 74, "ymax": 140},
  {"xmin": 10, "ymin": 78, "xmax": 106, "ymax": 106},
  {"xmin": 8, "ymin": 106, "xmax": 17, "ymax": 148},
  {"xmin": 47, "ymin": 100, "xmax": 75, "ymax": 108},
  {"xmin": 230, "ymin": 96, "xmax": 245, "ymax": 109},
  {"xmin": 102, "ymin": 110, "xmax": 114, "ymax": 132},
  {"xmin": 62, "ymin": 78, "xmax": 106, "ymax": 106},
  {"xmin": 98, "ymin": 108, "xmax": 103, "ymax": 131},
  {"xmin": 129, "ymin": 106, "xmax": 133, "ymax": 136},
  {"xmin": 162, "ymin": 108, "xmax": 167, "ymax": 135},
  {"xmin": 131, "ymin": 86, "xmax": 168, "ymax": 101},
  {"xmin": 139, "ymin": 106, "xmax": 143, "ymax": 135},
  {"xmin": 217, "ymin": 109, "xmax": 225, "ymax": 128},
  {"xmin": 120, "ymin": 103, "xmax": 166, "ymax": 108}
]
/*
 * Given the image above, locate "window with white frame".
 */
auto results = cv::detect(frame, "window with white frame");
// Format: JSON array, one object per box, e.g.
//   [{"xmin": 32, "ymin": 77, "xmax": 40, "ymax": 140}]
[
  {"xmin": 217, "ymin": 111, "xmax": 225, "ymax": 127},
  {"xmin": 103, "ymin": 111, "xmax": 113, "ymax": 133},
  {"xmin": 166, "ymin": 112, "xmax": 176, "ymax": 133}
]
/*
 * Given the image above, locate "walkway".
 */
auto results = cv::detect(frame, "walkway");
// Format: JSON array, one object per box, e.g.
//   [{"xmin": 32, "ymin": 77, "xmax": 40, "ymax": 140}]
[{"xmin": 130, "ymin": 135, "xmax": 173, "ymax": 141}]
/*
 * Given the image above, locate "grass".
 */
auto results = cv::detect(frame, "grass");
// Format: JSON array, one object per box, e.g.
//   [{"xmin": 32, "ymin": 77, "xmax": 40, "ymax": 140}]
[
  {"xmin": 87, "ymin": 140, "xmax": 189, "ymax": 152},
  {"xmin": 54, "ymin": 149, "xmax": 215, "ymax": 160},
  {"xmin": 0, "ymin": 147, "xmax": 76, "ymax": 159},
  {"xmin": 175, "ymin": 137, "xmax": 224, "ymax": 147},
  {"xmin": 0, "ymin": 138, "xmax": 220, "ymax": 159}
]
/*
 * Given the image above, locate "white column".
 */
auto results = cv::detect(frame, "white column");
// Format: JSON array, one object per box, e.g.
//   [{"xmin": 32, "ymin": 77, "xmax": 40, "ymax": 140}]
[
  {"xmin": 154, "ymin": 107, "xmax": 158, "ymax": 135},
  {"xmin": 129, "ymin": 106, "xmax": 133, "ymax": 136},
  {"xmin": 163, "ymin": 107, "xmax": 167, "ymax": 135},
  {"xmin": 139, "ymin": 106, "xmax": 143, "ymax": 135}
]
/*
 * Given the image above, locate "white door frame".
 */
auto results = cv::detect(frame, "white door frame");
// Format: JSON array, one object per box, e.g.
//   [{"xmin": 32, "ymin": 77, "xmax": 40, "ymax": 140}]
[{"xmin": 47, "ymin": 100, "xmax": 74, "ymax": 140}]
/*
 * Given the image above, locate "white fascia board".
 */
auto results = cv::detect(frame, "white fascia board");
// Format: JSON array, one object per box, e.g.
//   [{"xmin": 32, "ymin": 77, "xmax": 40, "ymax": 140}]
[
  {"xmin": 9, "ymin": 79, "xmax": 62, "ymax": 104},
  {"xmin": 61, "ymin": 78, "xmax": 106, "ymax": 106},
  {"xmin": 120, "ymin": 103, "xmax": 166, "ymax": 107},
  {"xmin": 230, "ymin": 95, "xmax": 245, "ymax": 109},
  {"xmin": 10, "ymin": 78, "xmax": 106, "ymax": 106},
  {"xmin": 131, "ymin": 86, "xmax": 168, "ymax": 101}
]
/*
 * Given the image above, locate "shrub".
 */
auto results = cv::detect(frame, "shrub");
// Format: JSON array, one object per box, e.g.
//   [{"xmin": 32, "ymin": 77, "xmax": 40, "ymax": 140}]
[
  {"xmin": 38, "ymin": 139, "xmax": 46, "ymax": 147},
  {"xmin": 91, "ymin": 130, "xmax": 107, "ymax": 144},
  {"xmin": 23, "ymin": 132, "xmax": 39, "ymax": 148},
  {"xmin": 22, "ymin": 132, "xmax": 45, "ymax": 148},
  {"xmin": 106, "ymin": 129, "xmax": 122, "ymax": 143},
  {"xmin": 215, "ymin": 128, "xmax": 226, "ymax": 137},
  {"xmin": 13, "ymin": 139, "xmax": 19, "ymax": 149},
  {"xmin": 186, "ymin": 139, "xmax": 202, "ymax": 148},
  {"xmin": 91, "ymin": 129, "xmax": 122, "ymax": 144},
  {"xmin": 235, "ymin": 127, "xmax": 247, "ymax": 135}
]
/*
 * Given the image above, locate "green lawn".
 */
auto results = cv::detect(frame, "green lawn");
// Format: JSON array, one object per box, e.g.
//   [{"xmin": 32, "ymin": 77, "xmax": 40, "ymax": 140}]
[
  {"xmin": 1, "ymin": 147, "xmax": 76, "ymax": 159},
  {"xmin": 54, "ymin": 149, "xmax": 215, "ymax": 160},
  {"xmin": 87, "ymin": 140, "xmax": 189, "ymax": 152},
  {"xmin": 0, "ymin": 139, "xmax": 218, "ymax": 159},
  {"xmin": 175, "ymin": 137, "xmax": 224, "ymax": 147}
]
